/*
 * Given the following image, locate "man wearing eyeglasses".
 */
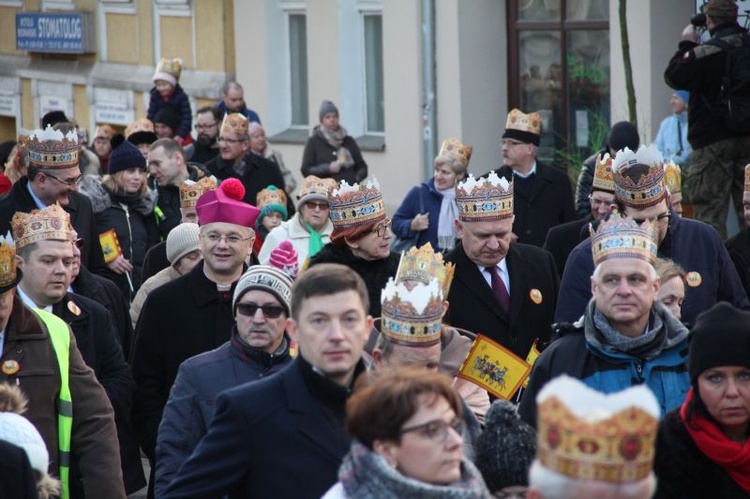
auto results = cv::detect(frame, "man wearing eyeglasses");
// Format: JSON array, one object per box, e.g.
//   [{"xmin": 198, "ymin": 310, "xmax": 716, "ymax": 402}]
[
  {"xmin": 154, "ymin": 265, "xmax": 293, "ymax": 497},
  {"xmin": 555, "ymin": 145, "xmax": 749, "ymax": 327},
  {"xmin": 183, "ymin": 106, "xmax": 221, "ymax": 165},
  {"xmin": 132, "ymin": 179, "xmax": 260, "ymax": 498},
  {"xmin": 0, "ymin": 124, "xmax": 105, "ymax": 272}
]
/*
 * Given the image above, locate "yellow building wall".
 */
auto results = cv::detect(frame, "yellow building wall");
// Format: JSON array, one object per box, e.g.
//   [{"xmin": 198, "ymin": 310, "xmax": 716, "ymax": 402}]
[
  {"xmin": 223, "ymin": 0, "xmax": 235, "ymax": 74},
  {"xmin": 0, "ymin": 118, "xmax": 17, "ymax": 141},
  {"xmin": 160, "ymin": 17, "xmax": 193, "ymax": 69},
  {"xmin": 21, "ymin": 79, "xmax": 33, "ymax": 130},
  {"xmin": 196, "ymin": 98, "xmax": 215, "ymax": 109},
  {"xmin": 195, "ymin": 1, "xmax": 224, "ymax": 72},
  {"xmin": 106, "ymin": 14, "xmax": 139, "ymax": 64},
  {"xmin": 0, "ymin": 7, "xmax": 22, "ymax": 56},
  {"xmin": 135, "ymin": 91, "xmax": 146, "ymax": 121},
  {"xmin": 138, "ymin": 0, "xmax": 155, "ymax": 67},
  {"xmin": 73, "ymin": 85, "xmax": 88, "ymax": 129}
]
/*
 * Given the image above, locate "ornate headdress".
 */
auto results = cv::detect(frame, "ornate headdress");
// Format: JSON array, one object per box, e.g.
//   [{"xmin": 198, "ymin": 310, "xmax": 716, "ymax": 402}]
[
  {"xmin": 536, "ymin": 375, "xmax": 659, "ymax": 484},
  {"xmin": 590, "ymin": 212, "xmax": 658, "ymax": 266},
  {"xmin": 11, "ymin": 204, "xmax": 73, "ymax": 250},
  {"xmin": 125, "ymin": 118, "xmax": 158, "ymax": 146},
  {"xmin": 0, "ymin": 232, "xmax": 20, "ymax": 293},
  {"xmin": 663, "ymin": 160, "xmax": 681, "ymax": 195},
  {"xmin": 437, "ymin": 138, "xmax": 473, "ymax": 167},
  {"xmin": 221, "ymin": 113, "xmax": 249, "ymax": 137},
  {"xmin": 592, "ymin": 153, "xmax": 615, "ymax": 193},
  {"xmin": 256, "ymin": 185, "xmax": 287, "ymax": 211},
  {"xmin": 180, "ymin": 177, "xmax": 217, "ymax": 209},
  {"xmin": 328, "ymin": 177, "xmax": 386, "ymax": 230},
  {"xmin": 456, "ymin": 172, "xmax": 513, "ymax": 222},
  {"xmin": 612, "ymin": 145, "xmax": 666, "ymax": 209},
  {"xmin": 380, "ymin": 277, "xmax": 444, "ymax": 347},
  {"xmin": 502, "ymin": 109, "xmax": 541, "ymax": 146},
  {"xmin": 395, "ymin": 243, "xmax": 455, "ymax": 297},
  {"xmin": 153, "ymin": 57, "xmax": 183, "ymax": 86},
  {"xmin": 26, "ymin": 125, "xmax": 79, "ymax": 170}
]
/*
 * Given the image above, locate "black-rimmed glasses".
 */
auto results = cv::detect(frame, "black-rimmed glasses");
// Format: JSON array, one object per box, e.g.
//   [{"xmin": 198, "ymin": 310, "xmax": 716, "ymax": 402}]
[{"xmin": 633, "ymin": 212, "xmax": 671, "ymax": 225}]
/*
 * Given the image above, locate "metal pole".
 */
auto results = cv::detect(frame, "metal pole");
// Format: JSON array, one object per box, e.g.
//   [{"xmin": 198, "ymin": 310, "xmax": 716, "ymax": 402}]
[{"xmin": 421, "ymin": 0, "xmax": 437, "ymax": 180}]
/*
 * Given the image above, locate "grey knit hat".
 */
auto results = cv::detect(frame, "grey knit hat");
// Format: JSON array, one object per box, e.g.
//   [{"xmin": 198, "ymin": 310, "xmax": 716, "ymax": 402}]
[
  {"xmin": 475, "ymin": 400, "xmax": 536, "ymax": 492},
  {"xmin": 166, "ymin": 223, "xmax": 200, "ymax": 265},
  {"xmin": 233, "ymin": 265, "xmax": 294, "ymax": 315},
  {"xmin": 319, "ymin": 100, "xmax": 339, "ymax": 122}
]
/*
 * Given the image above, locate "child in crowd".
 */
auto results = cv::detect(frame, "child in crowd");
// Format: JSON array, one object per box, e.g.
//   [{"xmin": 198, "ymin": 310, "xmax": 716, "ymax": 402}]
[
  {"xmin": 254, "ymin": 185, "xmax": 288, "ymax": 255},
  {"xmin": 147, "ymin": 57, "xmax": 192, "ymax": 146}
]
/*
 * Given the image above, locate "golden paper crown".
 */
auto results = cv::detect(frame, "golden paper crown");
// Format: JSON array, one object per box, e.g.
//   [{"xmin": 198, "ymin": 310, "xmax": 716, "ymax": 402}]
[
  {"xmin": 536, "ymin": 376, "xmax": 659, "ymax": 484},
  {"xmin": 380, "ymin": 278, "xmax": 444, "ymax": 347},
  {"xmin": 180, "ymin": 177, "xmax": 217, "ymax": 208},
  {"xmin": 221, "ymin": 113, "xmax": 249, "ymax": 137},
  {"xmin": 505, "ymin": 108, "xmax": 541, "ymax": 135},
  {"xmin": 0, "ymin": 232, "xmax": 18, "ymax": 290},
  {"xmin": 155, "ymin": 57, "xmax": 183, "ymax": 80},
  {"xmin": 590, "ymin": 212, "xmax": 658, "ymax": 266},
  {"xmin": 438, "ymin": 138, "xmax": 473, "ymax": 167},
  {"xmin": 613, "ymin": 145, "xmax": 666, "ymax": 209},
  {"xmin": 456, "ymin": 172, "xmax": 513, "ymax": 222},
  {"xmin": 746, "ymin": 164, "xmax": 750, "ymax": 193},
  {"xmin": 592, "ymin": 153, "xmax": 615, "ymax": 193},
  {"xmin": 256, "ymin": 185, "xmax": 287, "ymax": 209},
  {"xmin": 663, "ymin": 161, "xmax": 681, "ymax": 195},
  {"xmin": 395, "ymin": 243, "xmax": 455, "ymax": 297},
  {"xmin": 26, "ymin": 125, "xmax": 79, "ymax": 170},
  {"xmin": 328, "ymin": 177, "xmax": 386, "ymax": 230},
  {"xmin": 11, "ymin": 204, "xmax": 73, "ymax": 250},
  {"xmin": 298, "ymin": 175, "xmax": 337, "ymax": 202},
  {"xmin": 125, "ymin": 119, "xmax": 155, "ymax": 139}
]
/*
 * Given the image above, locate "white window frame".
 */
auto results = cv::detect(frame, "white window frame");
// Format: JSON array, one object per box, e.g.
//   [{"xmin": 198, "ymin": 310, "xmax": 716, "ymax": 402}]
[
  {"xmin": 98, "ymin": 0, "xmax": 138, "ymax": 62},
  {"xmin": 361, "ymin": 10, "xmax": 384, "ymax": 135},
  {"xmin": 42, "ymin": 0, "xmax": 74, "ymax": 11},
  {"xmin": 0, "ymin": 77, "xmax": 22, "ymax": 133},
  {"xmin": 0, "ymin": 1, "xmax": 23, "ymax": 7},
  {"xmin": 152, "ymin": 0, "xmax": 196, "ymax": 68}
]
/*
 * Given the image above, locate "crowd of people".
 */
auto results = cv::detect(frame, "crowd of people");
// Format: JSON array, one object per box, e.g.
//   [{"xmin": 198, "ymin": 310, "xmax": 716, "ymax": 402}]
[{"xmin": 0, "ymin": 0, "xmax": 748, "ymax": 497}]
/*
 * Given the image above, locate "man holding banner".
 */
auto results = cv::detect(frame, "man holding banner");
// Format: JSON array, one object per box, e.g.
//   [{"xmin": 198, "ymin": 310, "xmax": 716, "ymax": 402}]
[{"xmin": 518, "ymin": 212, "xmax": 691, "ymax": 428}]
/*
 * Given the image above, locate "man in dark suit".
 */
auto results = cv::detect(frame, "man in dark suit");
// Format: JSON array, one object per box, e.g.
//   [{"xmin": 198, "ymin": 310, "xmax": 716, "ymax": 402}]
[
  {"xmin": 490, "ymin": 108, "xmax": 576, "ymax": 247},
  {"xmin": 543, "ymin": 153, "xmax": 616, "ymax": 276},
  {"xmin": 163, "ymin": 263, "xmax": 372, "ymax": 498},
  {"xmin": 446, "ymin": 172, "xmax": 559, "ymax": 361}
]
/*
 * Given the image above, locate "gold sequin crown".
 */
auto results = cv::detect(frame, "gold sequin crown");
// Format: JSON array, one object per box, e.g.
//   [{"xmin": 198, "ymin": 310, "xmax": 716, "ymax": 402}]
[
  {"xmin": 180, "ymin": 177, "xmax": 218, "ymax": 208},
  {"xmin": 395, "ymin": 243, "xmax": 455, "ymax": 297},
  {"xmin": 221, "ymin": 113, "xmax": 249, "ymax": 137},
  {"xmin": 27, "ymin": 125, "xmax": 79, "ymax": 170},
  {"xmin": 536, "ymin": 376, "xmax": 659, "ymax": 484},
  {"xmin": 438, "ymin": 138, "xmax": 473, "ymax": 167},
  {"xmin": 592, "ymin": 153, "xmax": 615, "ymax": 193},
  {"xmin": 613, "ymin": 145, "xmax": 666, "ymax": 209},
  {"xmin": 456, "ymin": 171, "xmax": 513, "ymax": 222},
  {"xmin": 0, "ymin": 232, "xmax": 17, "ymax": 289},
  {"xmin": 11, "ymin": 204, "xmax": 73, "ymax": 250},
  {"xmin": 590, "ymin": 212, "xmax": 658, "ymax": 267},
  {"xmin": 328, "ymin": 177, "xmax": 386, "ymax": 230},
  {"xmin": 663, "ymin": 161, "xmax": 681, "ymax": 195},
  {"xmin": 381, "ymin": 278, "xmax": 444, "ymax": 347}
]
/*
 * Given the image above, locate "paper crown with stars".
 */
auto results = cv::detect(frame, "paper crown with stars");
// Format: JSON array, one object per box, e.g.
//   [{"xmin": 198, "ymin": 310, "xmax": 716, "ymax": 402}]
[{"xmin": 380, "ymin": 277, "xmax": 444, "ymax": 348}]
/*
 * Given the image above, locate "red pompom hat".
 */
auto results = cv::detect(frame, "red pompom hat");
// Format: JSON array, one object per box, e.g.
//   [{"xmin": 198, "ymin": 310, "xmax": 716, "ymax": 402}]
[{"xmin": 195, "ymin": 178, "xmax": 261, "ymax": 228}]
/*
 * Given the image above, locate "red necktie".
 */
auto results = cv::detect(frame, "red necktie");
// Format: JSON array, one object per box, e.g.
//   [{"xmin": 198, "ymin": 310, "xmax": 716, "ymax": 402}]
[{"xmin": 487, "ymin": 266, "xmax": 510, "ymax": 315}]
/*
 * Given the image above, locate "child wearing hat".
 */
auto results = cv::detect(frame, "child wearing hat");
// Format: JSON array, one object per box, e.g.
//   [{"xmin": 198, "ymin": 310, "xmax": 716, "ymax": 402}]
[
  {"xmin": 254, "ymin": 185, "xmax": 288, "ymax": 256},
  {"xmin": 147, "ymin": 57, "xmax": 192, "ymax": 146}
]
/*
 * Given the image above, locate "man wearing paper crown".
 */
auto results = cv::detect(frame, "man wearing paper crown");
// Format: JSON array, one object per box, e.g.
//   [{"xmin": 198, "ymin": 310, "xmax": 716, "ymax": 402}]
[
  {"xmin": 725, "ymin": 164, "xmax": 750, "ymax": 299},
  {"xmin": 487, "ymin": 108, "xmax": 576, "ymax": 247},
  {"xmin": 0, "ymin": 125, "xmax": 105, "ymax": 272},
  {"xmin": 13, "ymin": 204, "xmax": 144, "ymax": 494},
  {"xmin": 555, "ymin": 144, "xmax": 749, "ymax": 326},
  {"xmin": 544, "ymin": 152, "xmax": 616, "ymax": 277},
  {"xmin": 132, "ymin": 178, "xmax": 260, "ymax": 489},
  {"xmin": 519, "ymin": 212, "xmax": 691, "ymax": 430},
  {"xmin": 527, "ymin": 375, "xmax": 659, "ymax": 498},
  {"xmin": 445, "ymin": 171, "xmax": 559, "ymax": 361},
  {"xmin": 663, "ymin": 160, "xmax": 684, "ymax": 216},
  {"xmin": 0, "ymin": 228, "xmax": 127, "ymax": 497}
]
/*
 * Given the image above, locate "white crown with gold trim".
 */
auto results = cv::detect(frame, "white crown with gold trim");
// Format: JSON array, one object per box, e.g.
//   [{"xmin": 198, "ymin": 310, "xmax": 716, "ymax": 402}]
[
  {"xmin": 663, "ymin": 160, "xmax": 681, "ymax": 195},
  {"xmin": 395, "ymin": 243, "xmax": 455, "ymax": 297},
  {"xmin": 456, "ymin": 171, "xmax": 513, "ymax": 222},
  {"xmin": 536, "ymin": 375, "xmax": 659, "ymax": 484},
  {"xmin": 613, "ymin": 145, "xmax": 666, "ymax": 209},
  {"xmin": 11, "ymin": 204, "xmax": 73, "ymax": 250},
  {"xmin": 590, "ymin": 212, "xmax": 658, "ymax": 267},
  {"xmin": 381, "ymin": 277, "xmax": 443, "ymax": 347},
  {"xmin": 328, "ymin": 177, "xmax": 386, "ymax": 230},
  {"xmin": 27, "ymin": 125, "xmax": 79, "ymax": 170}
]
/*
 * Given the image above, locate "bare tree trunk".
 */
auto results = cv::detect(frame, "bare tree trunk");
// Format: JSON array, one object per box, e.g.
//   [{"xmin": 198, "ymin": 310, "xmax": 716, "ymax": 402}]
[{"xmin": 620, "ymin": 0, "xmax": 637, "ymax": 127}]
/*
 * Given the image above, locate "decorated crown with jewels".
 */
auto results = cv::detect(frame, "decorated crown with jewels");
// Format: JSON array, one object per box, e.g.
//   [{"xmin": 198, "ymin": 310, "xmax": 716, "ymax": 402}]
[
  {"xmin": 27, "ymin": 125, "xmax": 79, "ymax": 170},
  {"xmin": 11, "ymin": 203, "xmax": 73, "ymax": 250},
  {"xmin": 437, "ymin": 138, "xmax": 473, "ymax": 167},
  {"xmin": 612, "ymin": 145, "xmax": 666, "ymax": 209},
  {"xmin": 180, "ymin": 177, "xmax": 217, "ymax": 209},
  {"xmin": 328, "ymin": 177, "xmax": 386, "ymax": 230},
  {"xmin": 663, "ymin": 160, "xmax": 681, "ymax": 195},
  {"xmin": 0, "ymin": 232, "xmax": 18, "ymax": 289},
  {"xmin": 590, "ymin": 212, "xmax": 658, "ymax": 266},
  {"xmin": 221, "ymin": 113, "xmax": 249, "ymax": 137},
  {"xmin": 536, "ymin": 375, "xmax": 659, "ymax": 484},
  {"xmin": 381, "ymin": 278, "xmax": 444, "ymax": 347},
  {"xmin": 456, "ymin": 171, "xmax": 513, "ymax": 222},
  {"xmin": 592, "ymin": 153, "xmax": 615, "ymax": 193},
  {"xmin": 395, "ymin": 243, "xmax": 455, "ymax": 297}
]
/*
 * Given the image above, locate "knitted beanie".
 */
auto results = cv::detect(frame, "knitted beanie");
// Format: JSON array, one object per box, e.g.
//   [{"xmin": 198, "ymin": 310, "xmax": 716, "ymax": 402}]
[
  {"xmin": 0, "ymin": 383, "xmax": 49, "ymax": 475},
  {"xmin": 166, "ymin": 222, "xmax": 200, "ymax": 265},
  {"xmin": 689, "ymin": 302, "xmax": 750, "ymax": 383},
  {"xmin": 154, "ymin": 107, "xmax": 180, "ymax": 131},
  {"xmin": 108, "ymin": 134, "xmax": 147, "ymax": 175},
  {"xmin": 607, "ymin": 121, "xmax": 640, "ymax": 152},
  {"xmin": 269, "ymin": 240, "xmax": 299, "ymax": 279},
  {"xmin": 475, "ymin": 400, "xmax": 536, "ymax": 492},
  {"xmin": 232, "ymin": 265, "xmax": 294, "ymax": 315},
  {"xmin": 319, "ymin": 100, "xmax": 339, "ymax": 122}
]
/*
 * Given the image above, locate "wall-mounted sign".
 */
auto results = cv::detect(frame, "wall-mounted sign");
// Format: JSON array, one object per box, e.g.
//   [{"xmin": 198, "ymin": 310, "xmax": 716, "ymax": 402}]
[
  {"xmin": 0, "ymin": 91, "xmax": 17, "ymax": 117},
  {"xmin": 16, "ymin": 12, "xmax": 95, "ymax": 54},
  {"xmin": 40, "ymin": 95, "xmax": 70, "ymax": 119},
  {"xmin": 95, "ymin": 102, "xmax": 134, "ymax": 126}
]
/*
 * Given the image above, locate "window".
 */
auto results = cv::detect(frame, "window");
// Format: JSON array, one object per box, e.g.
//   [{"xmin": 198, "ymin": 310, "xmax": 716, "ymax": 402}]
[
  {"xmin": 289, "ymin": 13, "xmax": 309, "ymax": 127},
  {"xmin": 363, "ymin": 13, "xmax": 384, "ymax": 134},
  {"xmin": 508, "ymin": 0, "xmax": 609, "ymax": 166}
]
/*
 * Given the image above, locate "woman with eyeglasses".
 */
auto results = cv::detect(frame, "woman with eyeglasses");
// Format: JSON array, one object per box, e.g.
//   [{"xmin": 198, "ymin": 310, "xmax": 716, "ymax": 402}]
[
  {"xmin": 322, "ymin": 368, "xmax": 491, "ymax": 498},
  {"xmin": 81, "ymin": 135, "xmax": 159, "ymax": 302}
]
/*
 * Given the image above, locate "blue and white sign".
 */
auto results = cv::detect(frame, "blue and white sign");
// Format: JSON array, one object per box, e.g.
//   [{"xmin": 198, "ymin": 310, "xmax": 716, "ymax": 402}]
[{"xmin": 16, "ymin": 12, "xmax": 95, "ymax": 54}]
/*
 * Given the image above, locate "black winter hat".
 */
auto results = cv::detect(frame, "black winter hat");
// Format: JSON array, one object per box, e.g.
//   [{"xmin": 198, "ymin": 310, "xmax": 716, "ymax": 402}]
[
  {"xmin": 41, "ymin": 110, "xmax": 70, "ymax": 129},
  {"xmin": 108, "ymin": 134, "xmax": 147, "ymax": 175},
  {"xmin": 607, "ymin": 121, "xmax": 640, "ymax": 152},
  {"xmin": 689, "ymin": 301, "xmax": 750, "ymax": 384},
  {"xmin": 475, "ymin": 400, "xmax": 536, "ymax": 492},
  {"xmin": 154, "ymin": 107, "xmax": 180, "ymax": 131}
]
